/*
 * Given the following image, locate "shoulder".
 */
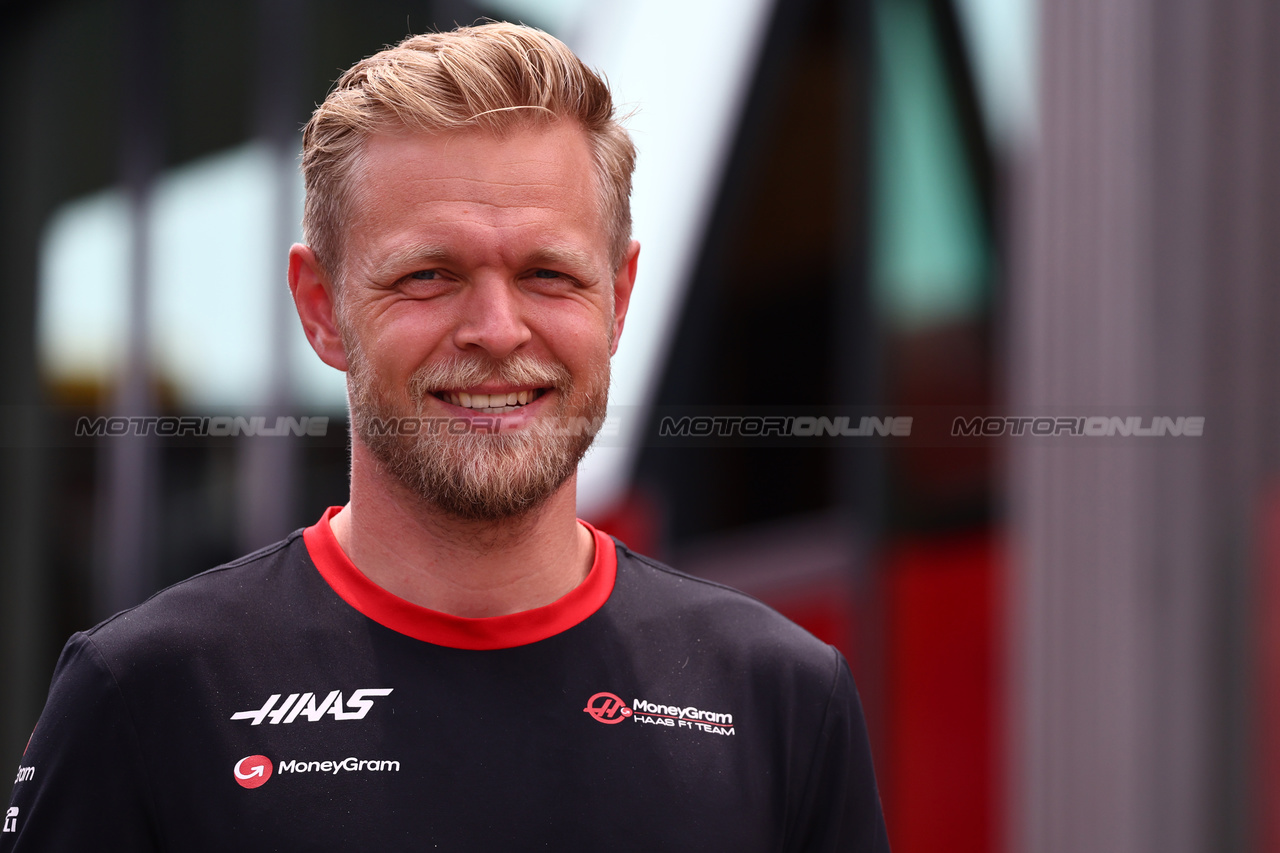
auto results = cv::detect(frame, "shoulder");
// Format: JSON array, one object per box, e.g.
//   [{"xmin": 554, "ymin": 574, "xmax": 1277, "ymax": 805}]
[
  {"xmin": 79, "ymin": 530, "xmax": 324, "ymax": 677},
  {"xmin": 609, "ymin": 540, "xmax": 844, "ymax": 685}
]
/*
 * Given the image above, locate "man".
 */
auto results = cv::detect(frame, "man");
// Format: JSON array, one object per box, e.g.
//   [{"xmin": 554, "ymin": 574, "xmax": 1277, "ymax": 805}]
[{"xmin": 3, "ymin": 23, "xmax": 888, "ymax": 852}]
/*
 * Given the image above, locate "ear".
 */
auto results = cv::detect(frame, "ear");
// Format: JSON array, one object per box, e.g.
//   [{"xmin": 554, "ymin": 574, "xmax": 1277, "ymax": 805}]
[
  {"xmin": 609, "ymin": 240, "xmax": 640, "ymax": 356},
  {"xmin": 288, "ymin": 243, "xmax": 349, "ymax": 372}
]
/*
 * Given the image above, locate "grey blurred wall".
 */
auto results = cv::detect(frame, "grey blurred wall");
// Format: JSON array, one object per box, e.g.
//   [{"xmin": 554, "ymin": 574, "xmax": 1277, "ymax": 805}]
[{"xmin": 1008, "ymin": 0, "xmax": 1280, "ymax": 851}]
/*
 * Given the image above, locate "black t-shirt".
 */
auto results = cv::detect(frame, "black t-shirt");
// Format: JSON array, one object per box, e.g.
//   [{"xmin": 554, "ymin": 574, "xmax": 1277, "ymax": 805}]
[{"xmin": 3, "ymin": 509, "xmax": 888, "ymax": 851}]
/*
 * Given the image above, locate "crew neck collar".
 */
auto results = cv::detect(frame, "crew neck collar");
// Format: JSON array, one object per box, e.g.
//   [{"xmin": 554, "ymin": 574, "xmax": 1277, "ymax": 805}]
[{"xmin": 302, "ymin": 506, "xmax": 616, "ymax": 650}]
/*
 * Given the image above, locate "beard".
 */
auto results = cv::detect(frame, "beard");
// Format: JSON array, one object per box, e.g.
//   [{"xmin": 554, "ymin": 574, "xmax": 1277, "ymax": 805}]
[{"xmin": 345, "ymin": 343, "xmax": 610, "ymax": 522}]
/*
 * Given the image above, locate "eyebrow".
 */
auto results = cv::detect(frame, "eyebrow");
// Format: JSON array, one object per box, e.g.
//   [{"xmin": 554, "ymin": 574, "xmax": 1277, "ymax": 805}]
[
  {"xmin": 365, "ymin": 242, "xmax": 601, "ymax": 283},
  {"xmin": 365, "ymin": 243, "xmax": 452, "ymax": 283},
  {"xmin": 525, "ymin": 246, "xmax": 597, "ymax": 275}
]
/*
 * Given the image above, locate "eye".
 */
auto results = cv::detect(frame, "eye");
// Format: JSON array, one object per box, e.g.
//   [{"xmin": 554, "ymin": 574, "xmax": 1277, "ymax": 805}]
[
  {"xmin": 527, "ymin": 268, "xmax": 583, "ymax": 288},
  {"xmin": 397, "ymin": 268, "xmax": 456, "ymax": 299}
]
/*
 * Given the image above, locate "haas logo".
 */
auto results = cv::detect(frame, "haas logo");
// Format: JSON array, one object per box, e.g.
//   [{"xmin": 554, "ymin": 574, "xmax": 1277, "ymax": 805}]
[
  {"xmin": 234, "ymin": 755, "xmax": 273, "ymax": 789},
  {"xmin": 231, "ymin": 688, "xmax": 392, "ymax": 725},
  {"xmin": 583, "ymin": 692, "xmax": 633, "ymax": 724}
]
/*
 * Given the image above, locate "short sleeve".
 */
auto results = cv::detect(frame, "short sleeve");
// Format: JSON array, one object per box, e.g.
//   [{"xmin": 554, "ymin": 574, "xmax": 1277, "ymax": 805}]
[
  {"xmin": 1, "ymin": 633, "xmax": 159, "ymax": 852},
  {"xmin": 789, "ymin": 648, "xmax": 891, "ymax": 853}
]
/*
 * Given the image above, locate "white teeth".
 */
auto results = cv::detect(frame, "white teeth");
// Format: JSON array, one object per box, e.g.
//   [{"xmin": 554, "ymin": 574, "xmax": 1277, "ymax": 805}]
[{"xmin": 441, "ymin": 389, "xmax": 540, "ymax": 411}]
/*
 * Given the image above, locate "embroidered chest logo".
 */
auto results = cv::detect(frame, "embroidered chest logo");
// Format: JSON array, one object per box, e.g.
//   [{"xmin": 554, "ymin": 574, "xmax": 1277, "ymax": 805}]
[
  {"xmin": 583, "ymin": 692, "xmax": 633, "ymax": 724},
  {"xmin": 583, "ymin": 692, "xmax": 736, "ymax": 736},
  {"xmin": 231, "ymin": 688, "xmax": 393, "ymax": 725}
]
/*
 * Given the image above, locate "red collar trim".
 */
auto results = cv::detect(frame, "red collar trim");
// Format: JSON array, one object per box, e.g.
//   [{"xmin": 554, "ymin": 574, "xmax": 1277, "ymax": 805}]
[{"xmin": 302, "ymin": 506, "xmax": 616, "ymax": 650}]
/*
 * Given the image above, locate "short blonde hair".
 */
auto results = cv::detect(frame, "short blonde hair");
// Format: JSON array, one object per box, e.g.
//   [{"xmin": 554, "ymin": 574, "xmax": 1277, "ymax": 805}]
[{"xmin": 301, "ymin": 22, "xmax": 636, "ymax": 280}]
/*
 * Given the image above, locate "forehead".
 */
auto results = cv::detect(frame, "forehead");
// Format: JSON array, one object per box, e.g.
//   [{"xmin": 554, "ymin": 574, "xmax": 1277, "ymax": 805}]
[{"xmin": 344, "ymin": 122, "xmax": 606, "ymax": 264}]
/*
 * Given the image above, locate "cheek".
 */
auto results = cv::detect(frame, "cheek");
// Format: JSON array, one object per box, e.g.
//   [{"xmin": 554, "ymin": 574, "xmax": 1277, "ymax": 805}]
[
  {"xmin": 553, "ymin": 329, "xmax": 613, "ymax": 377},
  {"xmin": 375, "ymin": 313, "xmax": 453, "ymax": 364},
  {"xmin": 528, "ymin": 301, "xmax": 615, "ymax": 353}
]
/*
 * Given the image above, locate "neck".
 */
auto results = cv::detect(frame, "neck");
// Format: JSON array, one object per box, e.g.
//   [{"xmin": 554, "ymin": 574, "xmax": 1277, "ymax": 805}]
[{"xmin": 331, "ymin": 442, "xmax": 594, "ymax": 619}]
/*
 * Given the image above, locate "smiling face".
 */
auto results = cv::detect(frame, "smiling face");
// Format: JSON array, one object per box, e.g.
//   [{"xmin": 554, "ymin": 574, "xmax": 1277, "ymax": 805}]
[{"xmin": 321, "ymin": 121, "xmax": 637, "ymax": 520}]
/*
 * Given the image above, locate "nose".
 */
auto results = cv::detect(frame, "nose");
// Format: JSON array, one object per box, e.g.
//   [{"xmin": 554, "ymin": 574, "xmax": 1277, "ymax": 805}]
[{"xmin": 451, "ymin": 276, "xmax": 532, "ymax": 359}]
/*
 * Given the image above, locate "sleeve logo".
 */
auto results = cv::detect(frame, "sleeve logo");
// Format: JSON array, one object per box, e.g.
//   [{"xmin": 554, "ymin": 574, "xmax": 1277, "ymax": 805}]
[
  {"xmin": 4, "ymin": 807, "xmax": 20, "ymax": 833},
  {"xmin": 233, "ymin": 755, "xmax": 274, "ymax": 789}
]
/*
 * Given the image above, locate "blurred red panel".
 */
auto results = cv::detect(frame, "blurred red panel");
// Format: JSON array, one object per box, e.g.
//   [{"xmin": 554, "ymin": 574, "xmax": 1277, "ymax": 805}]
[{"xmin": 882, "ymin": 531, "xmax": 1003, "ymax": 853}]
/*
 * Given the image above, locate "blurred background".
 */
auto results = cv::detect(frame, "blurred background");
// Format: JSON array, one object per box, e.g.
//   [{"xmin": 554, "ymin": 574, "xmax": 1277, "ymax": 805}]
[{"xmin": 2, "ymin": 0, "xmax": 1278, "ymax": 850}]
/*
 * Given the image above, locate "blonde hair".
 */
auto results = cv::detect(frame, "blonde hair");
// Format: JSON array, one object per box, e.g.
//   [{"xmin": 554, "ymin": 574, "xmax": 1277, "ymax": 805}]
[{"xmin": 301, "ymin": 22, "xmax": 636, "ymax": 279}]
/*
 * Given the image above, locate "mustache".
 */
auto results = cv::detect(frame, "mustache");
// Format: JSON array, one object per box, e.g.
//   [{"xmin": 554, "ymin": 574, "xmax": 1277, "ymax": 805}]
[{"xmin": 407, "ymin": 354, "xmax": 572, "ymax": 399}]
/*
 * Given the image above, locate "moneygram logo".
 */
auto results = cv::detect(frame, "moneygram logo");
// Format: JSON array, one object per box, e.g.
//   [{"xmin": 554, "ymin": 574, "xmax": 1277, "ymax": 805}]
[
  {"xmin": 233, "ymin": 754, "xmax": 399, "ymax": 789},
  {"xmin": 585, "ymin": 692, "xmax": 738, "ymax": 736},
  {"xmin": 583, "ymin": 692, "xmax": 633, "ymax": 724},
  {"xmin": 234, "ymin": 755, "xmax": 273, "ymax": 789}
]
